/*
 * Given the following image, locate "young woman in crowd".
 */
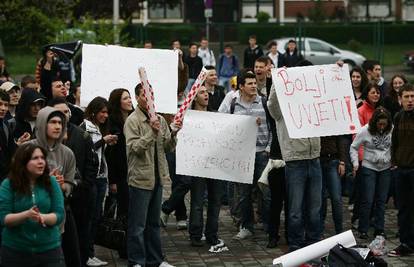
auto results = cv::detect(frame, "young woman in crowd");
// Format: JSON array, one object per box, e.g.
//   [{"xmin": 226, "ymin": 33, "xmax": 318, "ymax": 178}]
[
  {"xmin": 383, "ymin": 74, "xmax": 407, "ymax": 120},
  {"xmin": 350, "ymin": 108, "xmax": 393, "ymax": 239},
  {"xmin": 82, "ymin": 96, "xmax": 118, "ymax": 266},
  {"xmin": 0, "ymin": 143, "xmax": 65, "ymax": 266},
  {"xmin": 106, "ymin": 89, "xmax": 133, "ymax": 219},
  {"xmin": 350, "ymin": 66, "xmax": 368, "ymax": 108},
  {"xmin": 358, "ymin": 82, "xmax": 383, "ymax": 126}
]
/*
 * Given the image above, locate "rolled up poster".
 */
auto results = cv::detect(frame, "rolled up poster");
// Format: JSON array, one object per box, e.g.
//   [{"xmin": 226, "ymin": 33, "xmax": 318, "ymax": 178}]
[
  {"xmin": 272, "ymin": 230, "xmax": 356, "ymax": 267},
  {"xmin": 173, "ymin": 67, "xmax": 208, "ymax": 124},
  {"xmin": 138, "ymin": 67, "xmax": 158, "ymax": 122}
]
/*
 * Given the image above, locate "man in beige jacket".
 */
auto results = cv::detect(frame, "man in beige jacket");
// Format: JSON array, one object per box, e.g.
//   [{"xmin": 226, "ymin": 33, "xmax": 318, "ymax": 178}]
[{"xmin": 124, "ymin": 83, "xmax": 181, "ymax": 267}]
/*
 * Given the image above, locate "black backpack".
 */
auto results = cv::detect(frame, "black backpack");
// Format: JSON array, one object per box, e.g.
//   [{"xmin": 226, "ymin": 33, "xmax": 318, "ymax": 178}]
[{"xmin": 328, "ymin": 244, "xmax": 369, "ymax": 267}]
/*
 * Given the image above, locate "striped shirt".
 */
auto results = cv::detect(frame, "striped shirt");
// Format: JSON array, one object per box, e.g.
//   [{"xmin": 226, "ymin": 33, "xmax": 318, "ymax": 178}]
[{"xmin": 219, "ymin": 94, "xmax": 272, "ymax": 152}]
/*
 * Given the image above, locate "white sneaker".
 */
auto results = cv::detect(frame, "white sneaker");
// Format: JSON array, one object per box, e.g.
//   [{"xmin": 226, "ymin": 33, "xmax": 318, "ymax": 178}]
[
  {"xmin": 159, "ymin": 261, "xmax": 175, "ymax": 267},
  {"xmin": 89, "ymin": 257, "xmax": 108, "ymax": 266},
  {"xmin": 86, "ymin": 258, "xmax": 101, "ymax": 267},
  {"xmin": 160, "ymin": 211, "xmax": 169, "ymax": 227},
  {"xmin": 176, "ymin": 220, "xmax": 187, "ymax": 230},
  {"xmin": 234, "ymin": 227, "xmax": 253, "ymax": 240}
]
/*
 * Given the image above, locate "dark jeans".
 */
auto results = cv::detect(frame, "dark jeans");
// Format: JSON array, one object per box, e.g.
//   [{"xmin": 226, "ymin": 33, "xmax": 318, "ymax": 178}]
[
  {"xmin": 267, "ymin": 167, "xmax": 287, "ymax": 240},
  {"xmin": 89, "ymin": 178, "xmax": 107, "ymax": 258},
  {"xmin": 164, "ymin": 152, "xmax": 190, "ymax": 221},
  {"xmin": 320, "ymin": 159, "xmax": 343, "ymax": 234},
  {"xmin": 351, "ymin": 164, "xmax": 362, "ymax": 223},
  {"xmin": 62, "ymin": 207, "xmax": 81, "ymax": 267},
  {"xmin": 116, "ymin": 177, "xmax": 129, "ymax": 217},
  {"xmin": 71, "ymin": 185, "xmax": 96, "ymax": 266},
  {"xmin": 237, "ymin": 152, "xmax": 270, "ymax": 232},
  {"xmin": 395, "ymin": 168, "xmax": 414, "ymax": 248},
  {"xmin": 189, "ymin": 177, "xmax": 223, "ymax": 243},
  {"xmin": 285, "ymin": 158, "xmax": 322, "ymax": 251},
  {"xmin": 1, "ymin": 246, "xmax": 65, "ymax": 267},
  {"xmin": 358, "ymin": 167, "xmax": 391, "ymax": 233},
  {"xmin": 127, "ymin": 185, "xmax": 164, "ymax": 266}
]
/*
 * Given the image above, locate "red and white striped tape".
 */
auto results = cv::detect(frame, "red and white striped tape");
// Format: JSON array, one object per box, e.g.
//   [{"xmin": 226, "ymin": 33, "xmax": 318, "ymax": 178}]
[{"xmin": 138, "ymin": 67, "xmax": 158, "ymax": 122}]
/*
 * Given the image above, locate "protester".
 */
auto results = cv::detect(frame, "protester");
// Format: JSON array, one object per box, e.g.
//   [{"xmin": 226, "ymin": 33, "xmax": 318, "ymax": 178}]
[
  {"xmin": 9, "ymin": 89, "xmax": 45, "ymax": 141},
  {"xmin": 267, "ymin": 81, "xmax": 322, "ymax": 252},
  {"xmin": 35, "ymin": 49, "xmax": 60, "ymax": 101},
  {"xmin": 254, "ymin": 56, "xmax": 271, "ymax": 97},
  {"xmin": 203, "ymin": 66, "xmax": 226, "ymax": 112},
  {"xmin": 350, "ymin": 66, "xmax": 368, "ymax": 108},
  {"xmin": 49, "ymin": 97, "xmax": 99, "ymax": 267},
  {"xmin": 243, "ymin": 35, "xmax": 264, "ymax": 69},
  {"xmin": 359, "ymin": 82, "xmax": 382, "ymax": 126},
  {"xmin": 0, "ymin": 143, "xmax": 65, "ymax": 267},
  {"xmin": 383, "ymin": 74, "xmax": 407, "ymax": 120},
  {"xmin": 0, "ymin": 90, "xmax": 17, "ymax": 181},
  {"xmin": 81, "ymin": 97, "xmax": 117, "ymax": 267},
  {"xmin": 281, "ymin": 39, "xmax": 303, "ymax": 67},
  {"xmin": 171, "ymin": 39, "xmax": 181, "ymax": 50},
  {"xmin": 0, "ymin": 81, "xmax": 21, "ymax": 121},
  {"xmin": 144, "ymin": 40, "xmax": 153, "ymax": 49},
  {"xmin": 267, "ymin": 41, "xmax": 283, "ymax": 68},
  {"xmin": 66, "ymin": 83, "xmax": 81, "ymax": 108},
  {"xmin": 184, "ymin": 43, "xmax": 203, "ymax": 93},
  {"xmin": 106, "ymin": 88, "xmax": 133, "ymax": 219},
  {"xmin": 125, "ymin": 83, "xmax": 181, "ymax": 267},
  {"xmin": 350, "ymin": 107, "xmax": 392, "ymax": 239},
  {"xmin": 198, "ymin": 37, "xmax": 216, "ymax": 67},
  {"xmin": 219, "ymin": 71, "xmax": 272, "ymax": 240},
  {"xmin": 21, "ymin": 75, "xmax": 39, "ymax": 91},
  {"xmin": 388, "ymin": 83, "xmax": 414, "ymax": 257},
  {"xmin": 363, "ymin": 60, "xmax": 388, "ymax": 97},
  {"xmin": 217, "ymin": 44, "xmax": 240, "ymax": 92}
]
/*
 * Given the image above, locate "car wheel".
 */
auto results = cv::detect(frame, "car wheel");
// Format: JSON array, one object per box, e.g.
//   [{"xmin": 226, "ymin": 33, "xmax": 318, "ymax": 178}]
[{"xmin": 343, "ymin": 59, "xmax": 356, "ymax": 67}]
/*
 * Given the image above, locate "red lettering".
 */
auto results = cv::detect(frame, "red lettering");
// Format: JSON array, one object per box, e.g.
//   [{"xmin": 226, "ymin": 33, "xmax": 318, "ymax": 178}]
[
  {"xmin": 327, "ymin": 98, "xmax": 339, "ymax": 121},
  {"xmin": 288, "ymin": 102, "xmax": 303, "ymax": 129},
  {"xmin": 295, "ymin": 78, "xmax": 303, "ymax": 91},
  {"xmin": 301, "ymin": 104, "xmax": 313, "ymax": 124},
  {"xmin": 278, "ymin": 69, "xmax": 295, "ymax": 96},
  {"xmin": 317, "ymin": 101, "xmax": 329, "ymax": 122},
  {"xmin": 312, "ymin": 103, "xmax": 321, "ymax": 126},
  {"xmin": 340, "ymin": 98, "xmax": 346, "ymax": 121}
]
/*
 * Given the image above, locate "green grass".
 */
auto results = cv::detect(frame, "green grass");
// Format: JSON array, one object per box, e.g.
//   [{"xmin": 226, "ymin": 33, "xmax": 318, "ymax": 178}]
[
  {"xmin": 336, "ymin": 44, "xmax": 412, "ymax": 66},
  {"xmin": 4, "ymin": 48, "xmax": 39, "ymax": 76}
]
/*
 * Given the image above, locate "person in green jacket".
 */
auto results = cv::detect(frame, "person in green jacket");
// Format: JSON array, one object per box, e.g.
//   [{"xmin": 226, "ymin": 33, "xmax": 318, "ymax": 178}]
[{"xmin": 0, "ymin": 143, "xmax": 65, "ymax": 267}]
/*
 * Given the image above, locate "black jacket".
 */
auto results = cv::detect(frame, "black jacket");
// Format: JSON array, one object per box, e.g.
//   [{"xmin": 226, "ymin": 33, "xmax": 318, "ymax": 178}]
[
  {"xmin": 244, "ymin": 45, "xmax": 264, "ymax": 69},
  {"xmin": 68, "ymin": 103, "xmax": 84, "ymax": 126},
  {"xmin": 184, "ymin": 55, "xmax": 203, "ymax": 79},
  {"xmin": 282, "ymin": 49, "xmax": 303, "ymax": 67},
  {"xmin": 64, "ymin": 123, "xmax": 98, "ymax": 189},
  {"xmin": 208, "ymin": 85, "xmax": 226, "ymax": 112},
  {"xmin": 105, "ymin": 118, "xmax": 128, "ymax": 186},
  {"xmin": 0, "ymin": 120, "xmax": 16, "ymax": 180}
]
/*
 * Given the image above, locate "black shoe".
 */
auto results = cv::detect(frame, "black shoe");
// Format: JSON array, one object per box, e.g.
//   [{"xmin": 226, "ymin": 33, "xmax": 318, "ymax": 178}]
[
  {"xmin": 190, "ymin": 238, "xmax": 204, "ymax": 247},
  {"xmin": 266, "ymin": 237, "xmax": 278, "ymax": 248},
  {"xmin": 358, "ymin": 232, "xmax": 369, "ymax": 239},
  {"xmin": 373, "ymin": 230, "xmax": 387, "ymax": 239},
  {"xmin": 388, "ymin": 244, "xmax": 414, "ymax": 257}
]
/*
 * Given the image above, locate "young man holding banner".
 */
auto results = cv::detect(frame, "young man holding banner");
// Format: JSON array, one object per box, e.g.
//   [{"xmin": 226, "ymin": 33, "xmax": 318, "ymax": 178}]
[
  {"xmin": 218, "ymin": 71, "xmax": 272, "ymax": 240},
  {"xmin": 267, "ymin": 83, "xmax": 322, "ymax": 252},
  {"xmin": 124, "ymin": 84, "xmax": 181, "ymax": 267}
]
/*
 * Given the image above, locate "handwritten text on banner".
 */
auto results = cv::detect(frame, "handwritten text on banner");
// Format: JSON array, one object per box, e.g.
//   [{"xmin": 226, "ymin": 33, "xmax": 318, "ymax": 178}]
[
  {"xmin": 81, "ymin": 44, "xmax": 178, "ymax": 113},
  {"xmin": 271, "ymin": 64, "xmax": 361, "ymax": 138},
  {"xmin": 176, "ymin": 110, "xmax": 257, "ymax": 184}
]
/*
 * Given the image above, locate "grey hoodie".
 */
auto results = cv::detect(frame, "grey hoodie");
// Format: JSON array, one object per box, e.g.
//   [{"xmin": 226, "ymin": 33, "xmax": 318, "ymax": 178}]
[{"xmin": 29, "ymin": 106, "xmax": 76, "ymax": 195}]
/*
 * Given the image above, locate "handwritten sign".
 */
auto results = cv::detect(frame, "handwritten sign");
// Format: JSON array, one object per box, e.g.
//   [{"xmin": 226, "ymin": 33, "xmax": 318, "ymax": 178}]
[
  {"xmin": 271, "ymin": 64, "xmax": 360, "ymax": 138},
  {"xmin": 81, "ymin": 44, "xmax": 178, "ymax": 114},
  {"xmin": 176, "ymin": 110, "xmax": 257, "ymax": 184}
]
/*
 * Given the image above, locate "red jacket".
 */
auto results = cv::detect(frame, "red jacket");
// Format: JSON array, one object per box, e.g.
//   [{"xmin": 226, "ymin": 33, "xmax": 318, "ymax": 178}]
[{"xmin": 356, "ymin": 100, "xmax": 376, "ymax": 160}]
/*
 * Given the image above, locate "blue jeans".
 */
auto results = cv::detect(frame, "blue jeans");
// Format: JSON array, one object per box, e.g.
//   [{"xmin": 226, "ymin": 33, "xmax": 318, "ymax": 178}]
[
  {"xmin": 185, "ymin": 78, "xmax": 196, "ymax": 94},
  {"xmin": 237, "ymin": 152, "xmax": 270, "ymax": 232},
  {"xmin": 394, "ymin": 168, "xmax": 414, "ymax": 248},
  {"xmin": 358, "ymin": 167, "xmax": 391, "ymax": 233},
  {"xmin": 285, "ymin": 158, "xmax": 322, "ymax": 251},
  {"xmin": 219, "ymin": 76, "xmax": 232, "ymax": 93},
  {"xmin": 89, "ymin": 178, "xmax": 107, "ymax": 257},
  {"xmin": 127, "ymin": 185, "xmax": 164, "ymax": 266},
  {"xmin": 320, "ymin": 159, "xmax": 343, "ymax": 234},
  {"xmin": 189, "ymin": 177, "xmax": 223, "ymax": 243}
]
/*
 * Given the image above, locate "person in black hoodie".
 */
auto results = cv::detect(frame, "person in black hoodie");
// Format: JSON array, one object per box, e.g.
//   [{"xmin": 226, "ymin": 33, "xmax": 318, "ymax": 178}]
[
  {"xmin": 282, "ymin": 39, "xmax": 303, "ymax": 68},
  {"xmin": 8, "ymin": 88, "xmax": 45, "ymax": 141},
  {"xmin": 244, "ymin": 35, "xmax": 264, "ymax": 69},
  {"xmin": 49, "ymin": 97, "xmax": 99, "ymax": 267}
]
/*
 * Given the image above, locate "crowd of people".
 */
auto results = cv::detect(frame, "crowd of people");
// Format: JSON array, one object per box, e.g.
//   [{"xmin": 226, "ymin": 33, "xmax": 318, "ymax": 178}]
[{"xmin": 0, "ymin": 35, "xmax": 413, "ymax": 267}]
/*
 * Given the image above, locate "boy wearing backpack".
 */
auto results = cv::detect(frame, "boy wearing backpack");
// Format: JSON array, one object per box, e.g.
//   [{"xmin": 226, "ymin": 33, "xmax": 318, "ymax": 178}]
[{"xmin": 217, "ymin": 45, "xmax": 240, "ymax": 93}]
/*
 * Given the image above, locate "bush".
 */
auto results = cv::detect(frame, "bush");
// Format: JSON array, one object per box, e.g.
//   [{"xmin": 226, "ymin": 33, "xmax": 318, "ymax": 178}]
[
  {"xmin": 347, "ymin": 39, "xmax": 362, "ymax": 52},
  {"xmin": 256, "ymin": 12, "xmax": 271, "ymax": 23}
]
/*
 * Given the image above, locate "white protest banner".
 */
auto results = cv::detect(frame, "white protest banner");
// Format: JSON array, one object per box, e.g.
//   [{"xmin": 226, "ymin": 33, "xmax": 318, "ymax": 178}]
[
  {"xmin": 271, "ymin": 64, "xmax": 360, "ymax": 138},
  {"xmin": 81, "ymin": 44, "xmax": 178, "ymax": 114},
  {"xmin": 176, "ymin": 110, "xmax": 257, "ymax": 184}
]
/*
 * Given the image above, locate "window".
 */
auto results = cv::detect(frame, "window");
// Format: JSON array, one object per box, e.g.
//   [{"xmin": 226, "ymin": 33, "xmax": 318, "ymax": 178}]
[
  {"xmin": 309, "ymin": 41, "xmax": 333, "ymax": 53},
  {"xmin": 149, "ymin": 0, "xmax": 183, "ymax": 19}
]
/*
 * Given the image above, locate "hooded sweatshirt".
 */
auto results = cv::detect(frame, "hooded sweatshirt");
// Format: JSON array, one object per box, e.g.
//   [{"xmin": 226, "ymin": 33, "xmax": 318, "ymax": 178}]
[
  {"xmin": 9, "ymin": 89, "xmax": 45, "ymax": 140},
  {"xmin": 29, "ymin": 107, "xmax": 76, "ymax": 195}
]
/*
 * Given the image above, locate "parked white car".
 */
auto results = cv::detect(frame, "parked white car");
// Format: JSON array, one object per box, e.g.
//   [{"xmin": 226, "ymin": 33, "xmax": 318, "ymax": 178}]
[{"xmin": 267, "ymin": 37, "xmax": 366, "ymax": 66}]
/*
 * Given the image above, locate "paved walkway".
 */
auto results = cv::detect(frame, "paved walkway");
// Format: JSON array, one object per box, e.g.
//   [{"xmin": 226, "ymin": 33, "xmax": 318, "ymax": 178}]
[{"xmin": 94, "ymin": 183, "xmax": 414, "ymax": 267}]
